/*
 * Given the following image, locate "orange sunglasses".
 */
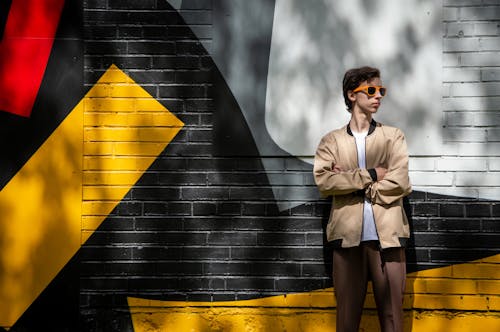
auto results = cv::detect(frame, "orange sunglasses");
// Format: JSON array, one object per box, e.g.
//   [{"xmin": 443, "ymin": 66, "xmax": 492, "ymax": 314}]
[{"xmin": 353, "ymin": 85, "xmax": 387, "ymax": 97}]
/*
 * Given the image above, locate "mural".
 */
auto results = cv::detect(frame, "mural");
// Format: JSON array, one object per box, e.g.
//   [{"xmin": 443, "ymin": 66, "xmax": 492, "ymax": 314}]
[{"xmin": 0, "ymin": 0, "xmax": 498, "ymax": 331}]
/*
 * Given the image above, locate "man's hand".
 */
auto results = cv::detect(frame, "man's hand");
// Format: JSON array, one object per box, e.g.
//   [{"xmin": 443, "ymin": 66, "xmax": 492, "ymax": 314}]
[
  {"xmin": 375, "ymin": 167, "xmax": 387, "ymax": 181},
  {"xmin": 332, "ymin": 163, "xmax": 343, "ymax": 174}
]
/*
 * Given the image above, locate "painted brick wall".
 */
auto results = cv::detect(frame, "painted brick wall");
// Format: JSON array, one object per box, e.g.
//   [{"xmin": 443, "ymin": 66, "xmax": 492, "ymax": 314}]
[
  {"xmin": 421, "ymin": 0, "xmax": 500, "ymax": 201},
  {"xmin": 80, "ymin": 0, "xmax": 500, "ymax": 331}
]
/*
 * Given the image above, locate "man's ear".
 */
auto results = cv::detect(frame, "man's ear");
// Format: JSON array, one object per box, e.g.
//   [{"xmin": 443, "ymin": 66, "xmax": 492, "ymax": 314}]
[{"xmin": 348, "ymin": 90, "xmax": 356, "ymax": 103}]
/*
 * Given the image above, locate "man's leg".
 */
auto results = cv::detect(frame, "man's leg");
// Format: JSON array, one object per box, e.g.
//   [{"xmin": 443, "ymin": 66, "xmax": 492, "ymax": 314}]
[
  {"xmin": 367, "ymin": 244, "xmax": 406, "ymax": 332},
  {"xmin": 333, "ymin": 245, "xmax": 369, "ymax": 332}
]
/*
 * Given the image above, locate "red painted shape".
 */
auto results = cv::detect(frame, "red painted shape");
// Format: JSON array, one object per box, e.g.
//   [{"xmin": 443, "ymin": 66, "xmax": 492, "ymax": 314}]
[{"xmin": 0, "ymin": 0, "xmax": 65, "ymax": 117}]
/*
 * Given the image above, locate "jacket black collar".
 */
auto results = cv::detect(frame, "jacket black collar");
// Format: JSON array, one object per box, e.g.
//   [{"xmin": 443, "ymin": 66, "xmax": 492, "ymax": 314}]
[{"xmin": 347, "ymin": 119, "xmax": 377, "ymax": 136}]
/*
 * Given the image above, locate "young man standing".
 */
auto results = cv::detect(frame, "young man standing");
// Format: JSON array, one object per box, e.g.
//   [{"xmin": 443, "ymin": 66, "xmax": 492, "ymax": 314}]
[{"xmin": 313, "ymin": 66, "xmax": 412, "ymax": 332}]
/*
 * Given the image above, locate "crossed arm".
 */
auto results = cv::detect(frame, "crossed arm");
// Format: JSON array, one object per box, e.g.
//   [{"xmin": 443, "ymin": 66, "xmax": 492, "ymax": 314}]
[{"xmin": 314, "ymin": 130, "xmax": 411, "ymax": 205}]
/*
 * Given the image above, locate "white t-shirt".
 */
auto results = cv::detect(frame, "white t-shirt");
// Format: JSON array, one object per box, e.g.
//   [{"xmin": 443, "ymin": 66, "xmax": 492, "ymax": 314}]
[{"xmin": 352, "ymin": 131, "xmax": 379, "ymax": 242}]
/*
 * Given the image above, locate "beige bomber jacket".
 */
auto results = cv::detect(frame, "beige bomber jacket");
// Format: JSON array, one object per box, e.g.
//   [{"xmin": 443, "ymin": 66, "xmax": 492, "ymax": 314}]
[{"xmin": 313, "ymin": 120, "xmax": 412, "ymax": 249}]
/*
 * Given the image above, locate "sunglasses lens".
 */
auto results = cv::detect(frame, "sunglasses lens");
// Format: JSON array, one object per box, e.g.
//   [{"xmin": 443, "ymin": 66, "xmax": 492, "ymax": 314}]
[
  {"xmin": 380, "ymin": 88, "xmax": 386, "ymax": 96},
  {"xmin": 367, "ymin": 87, "xmax": 376, "ymax": 95}
]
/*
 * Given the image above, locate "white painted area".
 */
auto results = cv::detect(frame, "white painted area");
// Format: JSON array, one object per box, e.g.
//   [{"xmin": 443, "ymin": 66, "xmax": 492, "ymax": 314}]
[
  {"xmin": 266, "ymin": 0, "xmax": 443, "ymax": 156},
  {"xmin": 170, "ymin": 0, "xmax": 500, "ymax": 201},
  {"xmin": 266, "ymin": 0, "xmax": 499, "ymax": 200}
]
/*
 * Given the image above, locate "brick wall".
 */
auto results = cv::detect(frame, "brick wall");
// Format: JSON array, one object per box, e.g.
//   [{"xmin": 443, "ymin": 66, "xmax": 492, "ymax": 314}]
[
  {"xmin": 79, "ymin": 0, "xmax": 500, "ymax": 331},
  {"xmin": 414, "ymin": 0, "xmax": 500, "ymax": 201}
]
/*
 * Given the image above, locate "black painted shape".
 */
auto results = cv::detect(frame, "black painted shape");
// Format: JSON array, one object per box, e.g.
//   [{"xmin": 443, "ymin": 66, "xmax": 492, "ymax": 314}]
[
  {"xmin": 9, "ymin": 253, "xmax": 80, "ymax": 332},
  {"xmin": 58, "ymin": 0, "xmax": 500, "ymax": 330},
  {"xmin": 0, "ymin": 0, "xmax": 11, "ymax": 40},
  {"xmin": 212, "ymin": 69, "xmax": 259, "ymax": 156},
  {"xmin": 78, "ymin": 0, "xmax": 500, "ymax": 312},
  {"xmin": 0, "ymin": 0, "xmax": 83, "ymax": 189},
  {"xmin": 212, "ymin": 0, "xmax": 281, "ymax": 156}
]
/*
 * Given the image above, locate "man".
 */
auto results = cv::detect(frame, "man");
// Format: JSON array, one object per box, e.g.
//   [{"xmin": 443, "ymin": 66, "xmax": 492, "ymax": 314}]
[{"xmin": 313, "ymin": 66, "xmax": 412, "ymax": 332}]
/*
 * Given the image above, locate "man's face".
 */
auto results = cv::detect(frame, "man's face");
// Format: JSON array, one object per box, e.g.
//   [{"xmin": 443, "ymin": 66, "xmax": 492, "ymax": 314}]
[{"xmin": 350, "ymin": 77, "xmax": 384, "ymax": 115}]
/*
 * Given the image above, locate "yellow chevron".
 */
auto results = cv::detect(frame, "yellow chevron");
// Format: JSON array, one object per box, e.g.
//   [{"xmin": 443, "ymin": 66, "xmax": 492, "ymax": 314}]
[
  {"xmin": 0, "ymin": 98, "xmax": 82, "ymax": 328},
  {"xmin": 0, "ymin": 64, "xmax": 183, "ymax": 328},
  {"xmin": 128, "ymin": 254, "xmax": 500, "ymax": 332},
  {"xmin": 81, "ymin": 64, "xmax": 183, "ymax": 243}
]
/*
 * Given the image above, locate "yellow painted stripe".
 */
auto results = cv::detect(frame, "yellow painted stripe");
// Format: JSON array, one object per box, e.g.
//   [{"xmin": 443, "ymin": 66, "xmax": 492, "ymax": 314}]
[
  {"xmin": 128, "ymin": 306, "xmax": 500, "ymax": 332},
  {"xmin": 0, "ymin": 64, "xmax": 183, "ymax": 327},
  {"xmin": 0, "ymin": 100, "xmax": 83, "ymax": 327},
  {"xmin": 84, "ymin": 127, "xmax": 180, "ymax": 142},
  {"xmin": 84, "ymin": 112, "xmax": 182, "ymax": 127},
  {"xmin": 81, "ymin": 64, "xmax": 184, "ymax": 242},
  {"xmin": 83, "ymin": 171, "xmax": 151, "ymax": 185},
  {"xmin": 128, "ymin": 254, "xmax": 500, "ymax": 332}
]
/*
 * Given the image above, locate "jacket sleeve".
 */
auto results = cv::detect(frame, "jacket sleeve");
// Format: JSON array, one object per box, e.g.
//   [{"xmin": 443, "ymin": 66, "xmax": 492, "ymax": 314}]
[
  {"xmin": 313, "ymin": 134, "xmax": 374, "ymax": 197},
  {"xmin": 367, "ymin": 128, "xmax": 412, "ymax": 205}
]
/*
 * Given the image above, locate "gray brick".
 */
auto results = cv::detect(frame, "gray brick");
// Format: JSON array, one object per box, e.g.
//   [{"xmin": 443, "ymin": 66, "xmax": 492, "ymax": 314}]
[
  {"xmin": 174, "ymin": 0, "xmax": 213, "ymax": 10},
  {"xmin": 85, "ymin": 41, "xmax": 127, "ymax": 55},
  {"xmin": 474, "ymin": 22, "xmax": 499, "ymax": 36},
  {"xmin": 131, "ymin": 187, "xmax": 181, "ymax": 200},
  {"xmin": 450, "ymin": 82, "xmax": 500, "ymax": 97},
  {"xmin": 275, "ymin": 279, "xmax": 325, "ymax": 293},
  {"xmin": 226, "ymin": 278, "xmax": 275, "ymax": 291},
  {"xmin": 275, "ymin": 187, "xmax": 320, "ymax": 201},
  {"xmin": 207, "ymin": 232, "xmax": 257, "ymax": 246},
  {"xmin": 108, "ymin": 0, "xmax": 156, "ymax": 9},
  {"xmin": 193, "ymin": 202, "xmax": 216, "ymax": 215},
  {"xmin": 188, "ymin": 128, "xmax": 212, "ymax": 142},
  {"xmin": 153, "ymin": 56, "xmax": 201, "ymax": 70},
  {"xmin": 159, "ymin": 172, "xmax": 207, "ymax": 185},
  {"xmin": 459, "ymin": 52, "xmax": 500, "ymax": 66},
  {"xmin": 446, "ymin": 22, "xmax": 475, "ymax": 37},
  {"xmin": 159, "ymin": 85, "xmax": 207, "ymax": 98},
  {"xmin": 181, "ymin": 187, "xmax": 229, "ymax": 200},
  {"xmin": 279, "ymin": 248, "xmax": 324, "ymax": 261},
  {"xmin": 266, "ymin": 173, "xmax": 304, "ymax": 186},
  {"xmin": 250, "ymin": 263, "xmax": 301, "ymax": 276},
  {"xmin": 444, "ymin": 112, "xmax": 475, "ymax": 126},
  {"xmin": 443, "ymin": 7, "xmax": 459, "ymax": 21},
  {"xmin": 257, "ymin": 233, "xmax": 306, "ymax": 246},
  {"xmin": 302, "ymin": 263, "xmax": 330, "ymax": 277},
  {"xmin": 176, "ymin": 41, "xmax": 209, "ymax": 55},
  {"xmin": 444, "ymin": 37, "xmax": 479, "ymax": 52},
  {"xmin": 460, "ymin": 6, "xmax": 500, "ymax": 21},
  {"xmin": 487, "ymin": 129, "xmax": 500, "ymax": 141},
  {"xmin": 430, "ymin": 249, "xmax": 493, "ymax": 263},
  {"xmin": 443, "ymin": 68, "xmax": 480, "ymax": 82},
  {"xmin": 216, "ymin": 202, "xmax": 241, "ymax": 216},
  {"xmin": 466, "ymin": 203, "xmax": 492, "ymax": 217},
  {"xmin": 231, "ymin": 247, "xmax": 280, "ymax": 261},
  {"xmin": 229, "ymin": 187, "xmax": 275, "ymax": 200},
  {"xmin": 306, "ymin": 233, "xmax": 324, "ymax": 246},
  {"xmin": 474, "ymin": 112, "xmax": 500, "ymax": 126},
  {"xmin": 439, "ymin": 204, "xmax": 465, "ymax": 217},
  {"xmin": 176, "ymin": 70, "xmax": 212, "ymax": 84},
  {"xmin": 207, "ymin": 172, "xmax": 267, "ymax": 185},
  {"xmin": 443, "ymin": 127, "xmax": 487, "ymax": 142},
  {"xmin": 413, "ymin": 203, "xmax": 439, "ymax": 216},
  {"xmin": 429, "ymin": 218, "xmax": 481, "ymax": 232},
  {"xmin": 482, "ymin": 69, "xmax": 500, "ymax": 81},
  {"xmin": 479, "ymin": 37, "xmax": 500, "ymax": 51},
  {"xmin": 444, "ymin": 0, "xmax": 483, "ymax": 5},
  {"xmin": 443, "ymin": 96, "xmax": 500, "ymax": 111}
]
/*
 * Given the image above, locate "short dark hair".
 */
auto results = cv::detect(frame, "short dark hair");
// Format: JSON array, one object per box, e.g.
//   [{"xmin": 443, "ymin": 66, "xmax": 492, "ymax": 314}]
[{"xmin": 342, "ymin": 66, "xmax": 381, "ymax": 112}]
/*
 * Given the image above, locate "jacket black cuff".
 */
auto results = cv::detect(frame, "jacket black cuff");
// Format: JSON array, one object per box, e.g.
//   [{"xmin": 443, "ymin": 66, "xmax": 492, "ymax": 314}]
[{"xmin": 368, "ymin": 168, "xmax": 377, "ymax": 182}]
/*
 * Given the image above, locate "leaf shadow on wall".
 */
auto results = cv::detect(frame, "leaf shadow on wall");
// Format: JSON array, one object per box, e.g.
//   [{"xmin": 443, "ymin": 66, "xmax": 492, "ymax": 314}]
[{"xmin": 7, "ymin": 1, "xmax": 500, "ymax": 331}]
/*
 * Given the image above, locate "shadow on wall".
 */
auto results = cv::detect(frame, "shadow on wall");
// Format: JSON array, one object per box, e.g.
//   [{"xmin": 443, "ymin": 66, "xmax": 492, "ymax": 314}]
[
  {"xmin": 3, "ymin": 1, "xmax": 500, "ymax": 331},
  {"xmin": 0, "ymin": 91, "xmax": 82, "ymax": 328},
  {"xmin": 265, "ymin": 0, "xmax": 444, "ymax": 158},
  {"xmin": 0, "ymin": 0, "xmax": 83, "ymax": 329}
]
